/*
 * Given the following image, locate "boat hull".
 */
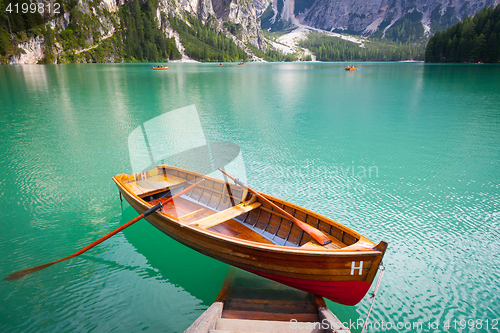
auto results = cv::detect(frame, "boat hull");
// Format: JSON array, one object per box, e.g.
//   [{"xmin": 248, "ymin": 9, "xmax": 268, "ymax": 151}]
[
  {"xmin": 246, "ymin": 269, "xmax": 370, "ymax": 306},
  {"xmin": 144, "ymin": 210, "xmax": 379, "ymax": 305},
  {"xmin": 113, "ymin": 167, "xmax": 387, "ymax": 306}
]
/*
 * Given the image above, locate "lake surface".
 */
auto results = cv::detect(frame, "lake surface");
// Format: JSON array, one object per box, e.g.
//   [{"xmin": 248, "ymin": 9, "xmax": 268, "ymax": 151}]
[{"xmin": 0, "ymin": 62, "xmax": 499, "ymax": 332}]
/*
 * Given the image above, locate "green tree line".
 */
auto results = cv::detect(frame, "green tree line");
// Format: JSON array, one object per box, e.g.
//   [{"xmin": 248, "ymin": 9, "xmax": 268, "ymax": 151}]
[
  {"xmin": 0, "ymin": 0, "xmax": 181, "ymax": 63},
  {"xmin": 120, "ymin": 0, "xmax": 180, "ymax": 62},
  {"xmin": 0, "ymin": 0, "xmax": 56, "ymax": 63},
  {"xmin": 245, "ymin": 41, "xmax": 296, "ymax": 62},
  {"xmin": 383, "ymin": 11, "xmax": 425, "ymax": 44},
  {"xmin": 425, "ymin": 5, "xmax": 500, "ymax": 63},
  {"xmin": 299, "ymin": 32, "xmax": 425, "ymax": 61},
  {"xmin": 169, "ymin": 15, "xmax": 247, "ymax": 62}
]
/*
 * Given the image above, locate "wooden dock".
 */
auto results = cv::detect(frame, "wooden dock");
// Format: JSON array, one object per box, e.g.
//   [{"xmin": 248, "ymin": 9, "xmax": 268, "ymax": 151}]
[{"xmin": 185, "ymin": 268, "xmax": 350, "ymax": 333}]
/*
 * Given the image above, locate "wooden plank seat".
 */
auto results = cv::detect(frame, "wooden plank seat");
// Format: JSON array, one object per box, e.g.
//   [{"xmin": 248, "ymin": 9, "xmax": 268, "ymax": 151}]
[
  {"xmin": 123, "ymin": 172, "xmax": 187, "ymax": 197},
  {"xmin": 154, "ymin": 196, "xmax": 270, "ymax": 244},
  {"xmin": 209, "ymin": 219, "xmax": 274, "ymax": 245},
  {"xmin": 150, "ymin": 196, "xmax": 211, "ymax": 217},
  {"xmin": 154, "ymin": 195, "xmax": 270, "ymax": 244},
  {"xmin": 157, "ymin": 198, "xmax": 219, "ymax": 225},
  {"xmin": 190, "ymin": 202, "xmax": 261, "ymax": 229},
  {"xmin": 178, "ymin": 208, "xmax": 206, "ymax": 221}
]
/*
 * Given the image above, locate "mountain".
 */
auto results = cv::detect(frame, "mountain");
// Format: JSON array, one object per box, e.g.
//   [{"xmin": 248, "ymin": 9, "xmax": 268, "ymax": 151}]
[
  {"xmin": 0, "ymin": 0, "xmax": 269, "ymax": 64},
  {"xmin": 3, "ymin": 0, "xmax": 499, "ymax": 64},
  {"xmin": 262, "ymin": 0, "xmax": 500, "ymax": 41}
]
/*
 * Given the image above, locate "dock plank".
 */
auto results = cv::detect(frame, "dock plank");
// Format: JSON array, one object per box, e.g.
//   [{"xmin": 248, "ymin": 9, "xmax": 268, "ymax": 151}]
[
  {"xmin": 221, "ymin": 310, "xmax": 319, "ymax": 322},
  {"xmin": 185, "ymin": 302, "xmax": 223, "ymax": 333},
  {"xmin": 225, "ymin": 298, "xmax": 318, "ymax": 314},
  {"xmin": 185, "ymin": 265, "xmax": 350, "ymax": 333}
]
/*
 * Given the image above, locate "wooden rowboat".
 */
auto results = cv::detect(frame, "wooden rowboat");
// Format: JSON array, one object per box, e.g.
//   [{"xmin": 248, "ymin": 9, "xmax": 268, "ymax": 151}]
[
  {"xmin": 345, "ymin": 66, "xmax": 356, "ymax": 71},
  {"xmin": 113, "ymin": 165, "xmax": 388, "ymax": 306},
  {"xmin": 152, "ymin": 65, "xmax": 168, "ymax": 70}
]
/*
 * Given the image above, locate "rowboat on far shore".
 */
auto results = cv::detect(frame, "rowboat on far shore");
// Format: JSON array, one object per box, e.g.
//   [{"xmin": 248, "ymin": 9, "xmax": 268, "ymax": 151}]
[
  {"xmin": 113, "ymin": 165, "xmax": 388, "ymax": 306},
  {"xmin": 152, "ymin": 65, "xmax": 168, "ymax": 70}
]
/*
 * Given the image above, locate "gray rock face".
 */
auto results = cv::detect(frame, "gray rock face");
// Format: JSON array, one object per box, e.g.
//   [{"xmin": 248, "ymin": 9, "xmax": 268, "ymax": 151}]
[
  {"xmin": 264, "ymin": 0, "xmax": 500, "ymax": 36},
  {"xmin": 156, "ymin": 0, "xmax": 263, "ymax": 49},
  {"xmin": 10, "ymin": 36, "xmax": 45, "ymax": 65}
]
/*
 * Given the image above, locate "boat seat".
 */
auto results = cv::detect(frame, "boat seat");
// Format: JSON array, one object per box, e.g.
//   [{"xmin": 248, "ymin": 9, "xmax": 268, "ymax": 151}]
[
  {"xmin": 209, "ymin": 219, "xmax": 274, "ymax": 245},
  {"xmin": 190, "ymin": 202, "xmax": 261, "ymax": 229},
  {"xmin": 123, "ymin": 173, "xmax": 187, "ymax": 197},
  {"xmin": 178, "ymin": 208, "xmax": 206, "ymax": 221}
]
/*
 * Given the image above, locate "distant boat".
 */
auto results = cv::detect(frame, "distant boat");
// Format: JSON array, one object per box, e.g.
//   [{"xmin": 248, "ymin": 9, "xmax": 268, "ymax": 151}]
[
  {"xmin": 152, "ymin": 65, "xmax": 168, "ymax": 70},
  {"xmin": 345, "ymin": 66, "xmax": 357, "ymax": 71},
  {"xmin": 113, "ymin": 165, "xmax": 388, "ymax": 306},
  {"xmin": 238, "ymin": 62, "xmax": 245, "ymax": 65}
]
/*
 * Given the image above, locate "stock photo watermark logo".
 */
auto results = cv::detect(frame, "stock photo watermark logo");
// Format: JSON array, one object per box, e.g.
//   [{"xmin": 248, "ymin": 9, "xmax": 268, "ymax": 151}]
[
  {"xmin": 332, "ymin": 163, "xmax": 379, "ymax": 181},
  {"xmin": 290, "ymin": 318, "xmax": 499, "ymax": 331},
  {"xmin": 332, "ymin": 163, "xmax": 379, "ymax": 196},
  {"xmin": 127, "ymin": 104, "xmax": 247, "ymax": 181},
  {"xmin": 290, "ymin": 318, "xmax": 426, "ymax": 331}
]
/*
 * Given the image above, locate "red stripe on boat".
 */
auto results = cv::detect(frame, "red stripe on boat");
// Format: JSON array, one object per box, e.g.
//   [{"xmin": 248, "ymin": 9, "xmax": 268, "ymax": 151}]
[{"xmin": 244, "ymin": 268, "xmax": 370, "ymax": 306}]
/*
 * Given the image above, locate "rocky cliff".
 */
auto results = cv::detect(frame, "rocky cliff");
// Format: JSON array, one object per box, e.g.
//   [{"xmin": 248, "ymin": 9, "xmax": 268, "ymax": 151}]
[
  {"xmin": 4, "ymin": 0, "xmax": 495, "ymax": 64},
  {"xmin": 262, "ymin": 0, "xmax": 500, "ymax": 39},
  {"xmin": 10, "ymin": 36, "xmax": 46, "ymax": 65},
  {"xmin": 1, "ymin": 0, "xmax": 266, "ymax": 64}
]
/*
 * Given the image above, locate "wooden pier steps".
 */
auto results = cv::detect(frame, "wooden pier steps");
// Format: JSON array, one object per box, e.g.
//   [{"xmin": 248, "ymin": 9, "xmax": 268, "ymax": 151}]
[
  {"xmin": 212, "ymin": 318, "xmax": 324, "ymax": 333},
  {"xmin": 185, "ymin": 268, "xmax": 350, "ymax": 333}
]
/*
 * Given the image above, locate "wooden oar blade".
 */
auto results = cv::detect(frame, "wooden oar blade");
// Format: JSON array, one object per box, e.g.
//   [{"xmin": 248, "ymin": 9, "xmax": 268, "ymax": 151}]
[
  {"xmin": 4, "ymin": 178, "xmax": 206, "ymax": 282},
  {"xmin": 5, "ymin": 262, "xmax": 56, "ymax": 281},
  {"xmin": 296, "ymin": 221, "xmax": 332, "ymax": 246}
]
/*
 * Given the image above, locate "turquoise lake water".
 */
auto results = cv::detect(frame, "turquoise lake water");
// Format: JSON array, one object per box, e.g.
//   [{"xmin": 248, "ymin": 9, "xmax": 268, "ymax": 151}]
[{"xmin": 1, "ymin": 62, "xmax": 499, "ymax": 332}]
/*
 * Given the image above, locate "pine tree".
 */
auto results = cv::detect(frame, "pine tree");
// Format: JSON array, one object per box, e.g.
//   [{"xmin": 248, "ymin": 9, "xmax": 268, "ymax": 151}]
[{"xmin": 426, "ymin": 4, "xmax": 500, "ymax": 63}]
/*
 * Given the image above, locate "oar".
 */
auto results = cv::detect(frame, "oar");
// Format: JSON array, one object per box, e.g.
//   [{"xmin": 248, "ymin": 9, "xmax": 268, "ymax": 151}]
[
  {"xmin": 218, "ymin": 169, "xmax": 332, "ymax": 246},
  {"xmin": 5, "ymin": 178, "xmax": 205, "ymax": 281}
]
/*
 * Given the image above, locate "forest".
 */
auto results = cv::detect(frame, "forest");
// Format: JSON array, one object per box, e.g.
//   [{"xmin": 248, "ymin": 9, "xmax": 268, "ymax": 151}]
[
  {"xmin": 119, "ymin": 0, "xmax": 180, "ymax": 62},
  {"xmin": 425, "ymin": 5, "xmax": 500, "ymax": 63},
  {"xmin": 299, "ymin": 32, "xmax": 425, "ymax": 62},
  {"xmin": 0, "ymin": 0, "xmax": 181, "ymax": 63},
  {"xmin": 0, "ymin": 0, "xmax": 53, "ymax": 63},
  {"xmin": 4, "ymin": 0, "xmax": 499, "ymax": 64},
  {"xmin": 169, "ymin": 15, "xmax": 247, "ymax": 62},
  {"xmin": 375, "ymin": 11, "xmax": 425, "ymax": 44}
]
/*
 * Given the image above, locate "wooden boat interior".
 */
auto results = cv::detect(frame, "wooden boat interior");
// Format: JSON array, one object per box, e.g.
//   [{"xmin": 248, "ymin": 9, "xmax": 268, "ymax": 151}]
[{"xmin": 116, "ymin": 165, "xmax": 362, "ymax": 249}]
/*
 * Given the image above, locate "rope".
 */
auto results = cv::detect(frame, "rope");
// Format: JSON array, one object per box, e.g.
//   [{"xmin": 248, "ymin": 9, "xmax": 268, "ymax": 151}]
[{"xmin": 361, "ymin": 262, "xmax": 385, "ymax": 333}]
